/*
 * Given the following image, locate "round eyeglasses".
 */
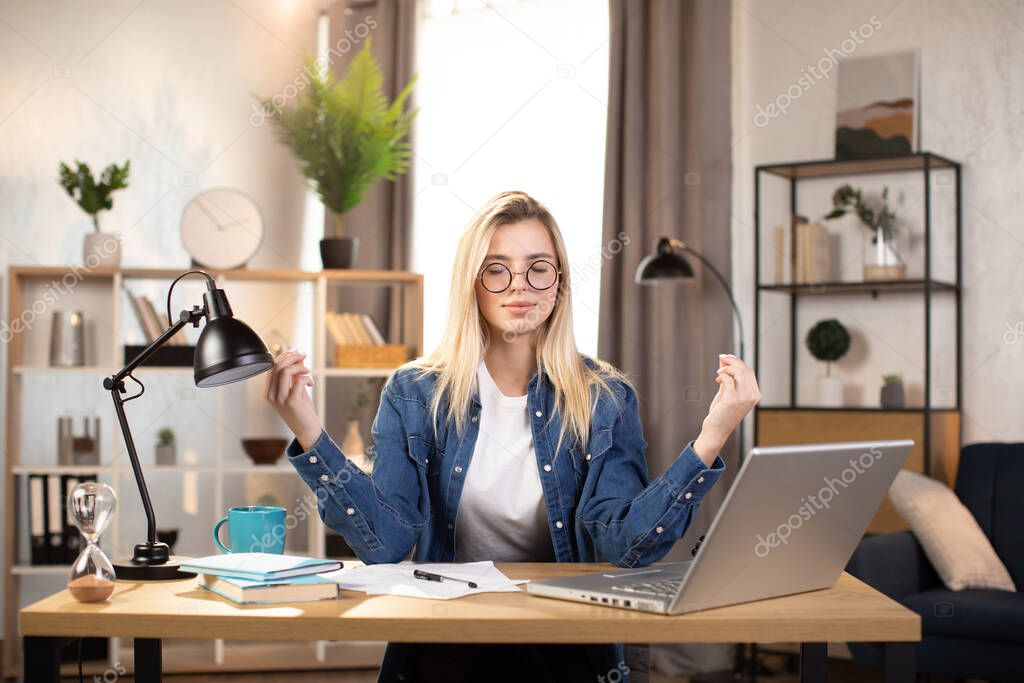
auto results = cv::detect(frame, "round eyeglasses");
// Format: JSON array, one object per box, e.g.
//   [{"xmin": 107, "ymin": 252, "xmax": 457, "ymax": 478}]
[{"xmin": 477, "ymin": 259, "xmax": 561, "ymax": 293}]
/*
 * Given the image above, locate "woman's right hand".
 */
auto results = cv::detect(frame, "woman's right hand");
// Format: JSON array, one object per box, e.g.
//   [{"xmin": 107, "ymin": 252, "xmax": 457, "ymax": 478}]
[{"xmin": 265, "ymin": 350, "xmax": 323, "ymax": 451}]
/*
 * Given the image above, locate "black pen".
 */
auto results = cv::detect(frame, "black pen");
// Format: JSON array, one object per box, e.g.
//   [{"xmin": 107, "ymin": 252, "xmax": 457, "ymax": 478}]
[{"xmin": 413, "ymin": 568, "xmax": 478, "ymax": 588}]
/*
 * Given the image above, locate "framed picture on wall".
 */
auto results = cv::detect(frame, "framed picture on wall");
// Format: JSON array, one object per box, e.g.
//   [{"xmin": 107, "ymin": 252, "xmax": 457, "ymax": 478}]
[{"xmin": 834, "ymin": 51, "xmax": 919, "ymax": 160}]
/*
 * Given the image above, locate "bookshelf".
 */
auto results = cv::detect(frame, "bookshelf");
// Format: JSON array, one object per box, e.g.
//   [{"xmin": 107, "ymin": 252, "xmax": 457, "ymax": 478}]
[
  {"xmin": 752, "ymin": 152, "xmax": 962, "ymax": 533},
  {"xmin": 2, "ymin": 265, "xmax": 422, "ymax": 677}
]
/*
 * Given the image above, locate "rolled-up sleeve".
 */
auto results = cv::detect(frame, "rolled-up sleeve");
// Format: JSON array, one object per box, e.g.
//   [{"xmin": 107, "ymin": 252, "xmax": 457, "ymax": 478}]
[
  {"xmin": 575, "ymin": 383, "xmax": 726, "ymax": 568},
  {"xmin": 286, "ymin": 378, "xmax": 425, "ymax": 564}
]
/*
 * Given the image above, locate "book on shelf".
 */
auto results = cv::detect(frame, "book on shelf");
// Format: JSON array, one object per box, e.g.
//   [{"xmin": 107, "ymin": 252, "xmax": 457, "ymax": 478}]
[
  {"xmin": 791, "ymin": 216, "xmax": 832, "ymax": 284},
  {"xmin": 179, "ymin": 552, "xmax": 343, "ymax": 581},
  {"xmin": 124, "ymin": 286, "xmax": 187, "ymax": 346},
  {"xmin": 25, "ymin": 471, "xmax": 96, "ymax": 565},
  {"xmin": 325, "ymin": 311, "xmax": 386, "ymax": 346},
  {"xmin": 199, "ymin": 572, "xmax": 340, "ymax": 605}
]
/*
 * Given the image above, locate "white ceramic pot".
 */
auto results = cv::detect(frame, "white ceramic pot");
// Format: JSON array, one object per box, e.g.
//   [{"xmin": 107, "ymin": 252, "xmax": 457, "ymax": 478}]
[
  {"xmin": 817, "ymin": 375, "xmax": 843, "ymax": 407},
  {"xmin": 82, "ymin": 232, "xmax": 122, "ymax": 269}
]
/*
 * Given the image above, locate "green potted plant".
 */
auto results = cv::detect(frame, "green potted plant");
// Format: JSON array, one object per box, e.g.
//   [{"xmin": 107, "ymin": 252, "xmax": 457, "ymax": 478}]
[
  {"xmin": 155, "ymin": 427, "xmax": 176, "ymax": 466},
  {"xmin": 880, "ymin": 373, "xmax": 905, "ymax": 409},
  {"xmin": 825, "ymin": 184, "xmax": 905, "ymax": 281},
  {"xmin": 805, "ymin": 318, "xmax": 851, "ymax": 407},
  {"xmin": 264, "ymin": 38, "xmax": 418, "ymax": 269},
  {"xmin": 58, "ymin": 159, "xmax": 130, "ymax": 268}
]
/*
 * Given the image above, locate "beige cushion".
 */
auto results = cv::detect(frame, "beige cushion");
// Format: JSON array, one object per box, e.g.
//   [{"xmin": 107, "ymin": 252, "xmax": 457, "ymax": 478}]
[{"xmin": 888, "ymin": 470, "xmax": 1016, "ymax": 592}]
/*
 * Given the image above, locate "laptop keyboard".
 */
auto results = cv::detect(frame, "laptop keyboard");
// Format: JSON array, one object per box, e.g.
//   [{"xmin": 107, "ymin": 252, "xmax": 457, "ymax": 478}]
[{"xmin": 610, "ymin": 577, "xmax": 681, "ymax": 598}]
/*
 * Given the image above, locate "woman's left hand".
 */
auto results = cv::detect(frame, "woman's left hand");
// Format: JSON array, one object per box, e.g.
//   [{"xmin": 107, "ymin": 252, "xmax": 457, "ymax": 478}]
[{"xmin": 693, "ymin": 354, "xmax": 761, "ymax": 463}]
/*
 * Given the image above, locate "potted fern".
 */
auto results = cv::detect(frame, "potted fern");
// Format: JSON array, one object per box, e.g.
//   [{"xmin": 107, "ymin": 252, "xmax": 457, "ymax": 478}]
[
  {"xmin": 806, "ymin": 318, "xmax": 851, "ymax": 407},
  {"xmin": 264, "ymin": 38, "xmax": 418, "ymax": 269},
  {"xmin": 58, "ymin": 159, "xmax": 131, "ymax": 268}
]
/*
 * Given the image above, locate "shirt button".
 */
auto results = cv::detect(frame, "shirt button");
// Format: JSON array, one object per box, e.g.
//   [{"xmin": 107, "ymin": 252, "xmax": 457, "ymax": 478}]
[
  {"xmin": 585, "ymin": 453, "xmax": 592, "ymax": 461},
  {"xmin": 684, "ymin": 491, "xmax": 693, "ymax": 500},
  {"xmin": 454, "ymin": 465, "xmax": 463, "ymax": 473},
  {"xmin": 471, "ymin": 415, "xmax": 478, "ymax": 423},
  {"xmin": 555, "ymin": 521, "xmax": 563, "ymax": 529},
  {"xmin": 346, "ymin": 507, "xmax": 355, "ymax": 516},
  {"xmin": 309, "ymin": 455, "xmax": 318, "ymax": 464},
  {"xmin": 655, "ymin": 526, "xmax": 664, "ymax": 534},
  {"xmin": 535, "ymin": 410, "xmax": 542, "ymax": 418},
  {"xmin": 697, "ymin": 476, "xmax": 705, "ymax": 484},
  {"xmin": 543, "ymin": 464, "xmax": 552, "ymax": 472},
  {"xmin": 320, "ymin": 474, "xmax": 330, "ymax": 482},
  {"xmin": 447, "ymin": 522, "xmax": 453, "ymax": 529}
]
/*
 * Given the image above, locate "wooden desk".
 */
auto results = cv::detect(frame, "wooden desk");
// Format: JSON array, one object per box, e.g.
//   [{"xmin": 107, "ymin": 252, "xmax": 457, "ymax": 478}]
[{"xmin": 20, "ymin": 563, "xmax": 919, "ymax": 682}]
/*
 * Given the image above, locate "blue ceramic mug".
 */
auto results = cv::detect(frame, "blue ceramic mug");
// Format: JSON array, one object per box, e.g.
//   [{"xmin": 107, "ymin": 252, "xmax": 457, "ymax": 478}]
[{"xmin": 213, "ymin": 506, "xmax": 286, "ymax": 554}]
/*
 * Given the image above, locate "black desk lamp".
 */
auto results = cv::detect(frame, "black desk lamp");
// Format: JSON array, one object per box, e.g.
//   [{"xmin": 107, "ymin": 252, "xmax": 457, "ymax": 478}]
[
  {"xmin": 635, "ymin": 237, "xmax": 746, "ymax": 461},
  {"xmin": 103, "ymin": 270, "xmax": 274, "ymax": 580}
]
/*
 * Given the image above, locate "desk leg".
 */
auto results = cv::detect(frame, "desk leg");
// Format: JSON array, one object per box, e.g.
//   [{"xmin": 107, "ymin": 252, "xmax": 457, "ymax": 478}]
[
  {"xmin": 134, "ymin": 638, "xmax": 163, "ymax": 682},
  {"xmin": 24, "ymin": 636, "xmax": 61, "ymax": 683},
  {"xmin": 881, "ymin": 642, "xmax": 915, "ymax": 683},
  {"xmin": 799, "ymin": 642, "xmax": 827, "ymax": 683}
]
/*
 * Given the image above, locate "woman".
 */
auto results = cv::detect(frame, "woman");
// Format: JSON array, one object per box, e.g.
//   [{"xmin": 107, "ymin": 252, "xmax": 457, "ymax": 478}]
[{"xmin": 266, "ymin": 191, "xmax": 761, "ymax": 682}]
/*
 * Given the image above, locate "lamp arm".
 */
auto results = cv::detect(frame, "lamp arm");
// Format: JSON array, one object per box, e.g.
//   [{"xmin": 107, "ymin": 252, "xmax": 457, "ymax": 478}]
[
  {"xmin": 103, "ymin": 309, "xmax": 202, "ymax": 549},
  {"xmin": 111, "ymin": 310, "xmax": 202, "ymax": 384},
  {"xmin": 670, "ymin": 240, "xmax": 745, "ymax": 360}
]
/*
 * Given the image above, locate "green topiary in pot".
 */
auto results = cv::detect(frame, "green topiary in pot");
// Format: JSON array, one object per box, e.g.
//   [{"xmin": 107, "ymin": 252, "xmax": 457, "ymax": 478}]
[
  {"xmin": 263, "ymin": 37, "xmax": 418, "ymax": 269},
  {"xmin": 806, "ymin": 318, "xmax": 851, "ymax": 407}
]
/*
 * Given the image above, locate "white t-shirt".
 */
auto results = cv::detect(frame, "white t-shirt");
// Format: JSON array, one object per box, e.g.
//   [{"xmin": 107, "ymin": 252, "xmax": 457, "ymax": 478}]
[{"xmin": 453, "ymin": 360, "xmax": 555, "ymax": 562}]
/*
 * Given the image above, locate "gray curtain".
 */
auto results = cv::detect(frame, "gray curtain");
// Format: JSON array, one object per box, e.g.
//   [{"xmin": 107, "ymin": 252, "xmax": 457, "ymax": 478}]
[
  {"xmin": 326, "ymin": 0, "xmax": 417, "ymax": 274},
  {"xmin": 598, "ymin": 0, "xmax": 735, "ymax": 675},
  {"xmin": 323, "ymin": 0, "xmax": 418, "ymax": 459}
]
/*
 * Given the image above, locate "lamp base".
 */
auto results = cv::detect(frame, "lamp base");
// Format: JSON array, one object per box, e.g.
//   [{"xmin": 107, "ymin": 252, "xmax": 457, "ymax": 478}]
[
  {"xmin": 113, "ymin": 542, "xmax": 196, "ymax": 581},
  {"xmin": 113, "ymin": 555, "xmax": 196, "ymax": 581}
]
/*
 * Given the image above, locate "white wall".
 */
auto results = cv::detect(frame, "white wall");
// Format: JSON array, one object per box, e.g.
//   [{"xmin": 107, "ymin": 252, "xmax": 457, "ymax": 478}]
[
  {"xmin": 732, "ymin": 0, "xmax": 1024, "ymax": 442},
  {"xmin": 0, "ymin": 0, "xmax": 324, "ymax": 636}
]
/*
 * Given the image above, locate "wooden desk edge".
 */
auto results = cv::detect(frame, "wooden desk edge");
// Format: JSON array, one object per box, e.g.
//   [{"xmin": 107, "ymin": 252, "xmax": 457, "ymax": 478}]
[{"xmin": 18, "ymin": 568, "xmax": 921, "ymax": 644}]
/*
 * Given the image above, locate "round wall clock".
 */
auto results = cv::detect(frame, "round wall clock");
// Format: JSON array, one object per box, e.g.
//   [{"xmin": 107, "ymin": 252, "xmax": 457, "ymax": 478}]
[{"xmin": 180, "ymin": 188, "xmax": 264, "ymax": 269}]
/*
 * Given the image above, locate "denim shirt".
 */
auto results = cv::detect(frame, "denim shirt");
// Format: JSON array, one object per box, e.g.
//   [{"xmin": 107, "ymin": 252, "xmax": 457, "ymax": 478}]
[{"xmin": 286, "ymin": 355, "xmax": 726, "ymax": 568}]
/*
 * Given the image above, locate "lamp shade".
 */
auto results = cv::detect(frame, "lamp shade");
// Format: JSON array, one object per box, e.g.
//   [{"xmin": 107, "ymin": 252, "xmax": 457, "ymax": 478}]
[
  {"xmin": 194, "ymin": 316, "xmax": 274, "ymax": 387},
  {"xmin": 635, "ymin": 237, "xmax": 695, "ymax": 283}
]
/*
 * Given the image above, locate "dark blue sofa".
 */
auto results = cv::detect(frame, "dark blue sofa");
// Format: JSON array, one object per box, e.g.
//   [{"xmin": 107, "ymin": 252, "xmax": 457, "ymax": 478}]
[{"xmin": 845, "ymin": 442, "xmax": 1024, "ymax": 681}]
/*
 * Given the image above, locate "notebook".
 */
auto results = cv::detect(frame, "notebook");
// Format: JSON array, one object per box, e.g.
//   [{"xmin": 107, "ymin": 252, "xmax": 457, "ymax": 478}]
[
  {"xmin": 199, "ymin": 573, "xmax": 340, "ymax": 605},
  {"xmin": 180, "ymin": 552, "xmax": 342, "ymax": 581}
]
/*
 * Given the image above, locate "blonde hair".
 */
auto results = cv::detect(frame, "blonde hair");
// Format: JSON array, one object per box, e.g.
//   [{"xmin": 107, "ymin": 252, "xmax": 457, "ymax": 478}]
[{"xmin": 405, "ymin": 190, "xmax": 634, "ymax": 454}]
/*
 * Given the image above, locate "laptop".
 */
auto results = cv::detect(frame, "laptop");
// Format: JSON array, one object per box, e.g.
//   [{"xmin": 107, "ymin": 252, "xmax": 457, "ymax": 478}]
[{"xmin": 527, "ymin": 439, "xmax": 912, "ymax": 614}]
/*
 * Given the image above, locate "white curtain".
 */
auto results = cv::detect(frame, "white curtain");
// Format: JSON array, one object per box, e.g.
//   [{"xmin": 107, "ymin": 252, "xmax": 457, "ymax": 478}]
[{"xmin": 411, "ymin": 0, "xmax": 610, "ymax": 356}]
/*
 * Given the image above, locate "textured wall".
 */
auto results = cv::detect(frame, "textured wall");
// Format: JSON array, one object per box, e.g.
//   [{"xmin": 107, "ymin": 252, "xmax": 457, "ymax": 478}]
[
  {"xmin": 732, "ymin": 0, "xmax": 1023, "ymax": 443},
  {"xmin": 0, "ymin": 0, "xmax": 323, "ymax": 635}
]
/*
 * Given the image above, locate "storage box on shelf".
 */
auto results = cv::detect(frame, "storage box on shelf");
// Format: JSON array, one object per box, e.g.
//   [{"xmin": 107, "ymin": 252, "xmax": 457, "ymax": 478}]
[
  {"xmin": 3, "ymin": 265, "xmax": 422, "ymax": 677},
  {"xmin": 753, "ymin": 153, "xmax": 962, "ymax": 534}
]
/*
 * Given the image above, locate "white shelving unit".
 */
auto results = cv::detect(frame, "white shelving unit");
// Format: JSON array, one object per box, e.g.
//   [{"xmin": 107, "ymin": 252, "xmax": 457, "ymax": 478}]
[{"xmin": 3, "ymin": 265, "xmax": 422, "ymax": 677}]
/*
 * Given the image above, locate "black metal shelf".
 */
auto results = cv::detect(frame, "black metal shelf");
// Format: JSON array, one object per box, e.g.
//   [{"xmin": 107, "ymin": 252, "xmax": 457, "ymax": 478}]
[
  {"xmin": 758, "ymin": 406, "xmax": 960, "ymax": 413},
  {"xmin": 753, "ymin": 152, "xmax": 963, "ymax": 476},
  {"xmin": 756, "ymin": 151, "xmax": 958, "ymax": 179},
  {"xmin": 758, "ymin": 279, "xmax": 958, "ymax": 295}
]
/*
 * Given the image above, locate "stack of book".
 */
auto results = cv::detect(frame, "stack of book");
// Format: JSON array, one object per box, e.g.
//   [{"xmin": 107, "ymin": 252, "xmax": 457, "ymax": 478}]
[
  {"xmin": 773, "ymin": 216, "xmax": 834, "ymax": 285},
  {"xmin": 181, "ymin": 553, "xmax": 343, "ymax": 605},
  {"xmin": 325, "ymin": 311, "xmax": 386, "ymax": 346},
  {"xmin": 327, "ymin": 311, "xmax": 408, "ymax": 369}
]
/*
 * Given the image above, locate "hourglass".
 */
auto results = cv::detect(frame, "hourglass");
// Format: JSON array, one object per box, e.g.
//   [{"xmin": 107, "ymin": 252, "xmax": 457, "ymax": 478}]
[{"xmin": 67, "ymin": 482, "xmax": 117, "ymax": 602}]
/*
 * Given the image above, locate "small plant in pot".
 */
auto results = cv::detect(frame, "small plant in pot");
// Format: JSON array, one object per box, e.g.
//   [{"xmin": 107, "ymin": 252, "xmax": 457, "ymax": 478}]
[
  {"xmin": 825, "ymin": 184, "xmax": 905, "ymax": 281},
  {"xmin": 58, "ymin": 159, "xmax": 130, "ymax": 268},
  {"xmin": 155, "ymin": 427, "xmax": 176, "ymax": 466},
  {"xmin": 880, "ymin": 373, "xmax": 905, "ymax": 409},
  {"xmin": 263, "ymin": 38, "xmax": 418, "ymax": 269},
  {"xmin": 805, "ymin": 318, "xmax": 851, "ymax": 407}
]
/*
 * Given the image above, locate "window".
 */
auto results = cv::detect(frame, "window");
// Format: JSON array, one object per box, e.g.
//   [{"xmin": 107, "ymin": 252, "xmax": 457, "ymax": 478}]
[{"xmin": 412, "ymin": 0, "xmax": 610, "ymax": 356}]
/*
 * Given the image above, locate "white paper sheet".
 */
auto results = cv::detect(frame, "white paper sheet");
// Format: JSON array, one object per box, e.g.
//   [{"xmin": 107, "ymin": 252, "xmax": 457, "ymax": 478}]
[{"xmin": 320, "ymin": 560, "xmax": 529, "ymax": 600}]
